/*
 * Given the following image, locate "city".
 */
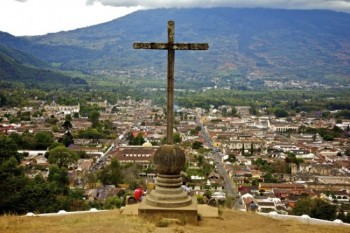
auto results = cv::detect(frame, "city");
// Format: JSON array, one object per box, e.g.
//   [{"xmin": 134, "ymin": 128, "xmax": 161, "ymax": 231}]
[
  {"xmin": 1, "ymin": 2, "xmax": 350, "ymax": 232},
  {"xmin": 1, "ymin": 96, "xmax": 349, "ymax": 221}
]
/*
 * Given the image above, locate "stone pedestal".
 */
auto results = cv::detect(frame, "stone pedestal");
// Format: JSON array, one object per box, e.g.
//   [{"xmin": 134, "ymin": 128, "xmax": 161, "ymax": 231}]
[
  {"xmin": 139, "ymin": 196, "xmax": 198, "ymax": 225},
  {"xmin": 138, "ymin": 145, "xmax": 198, "ymax": 225},
  {"xmin": 146, "ymin": 173, "xmax": 192, "ymax": 207}
]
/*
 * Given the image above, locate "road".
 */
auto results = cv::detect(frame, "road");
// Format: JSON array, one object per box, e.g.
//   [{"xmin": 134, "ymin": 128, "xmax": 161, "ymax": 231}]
[
  {"xmin": 196, "ymin": 110, "xmax": 240, "ymax": 209},
  {"xmin": 90, "ymin": 103, "xmax": 151, "ymax": 171}
]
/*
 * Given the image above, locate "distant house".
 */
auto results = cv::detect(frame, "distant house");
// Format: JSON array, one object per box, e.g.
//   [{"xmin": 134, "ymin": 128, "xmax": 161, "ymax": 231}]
[
  {"xmin": 256, "ymin": 201, "xmax": 276, "ymax": 213},
  {"xmin": 109, "ymin": 145, "xmax": 158, "ymax": 168},
  {"xmin": 272, "ymin": 188, "xmax": 301, "ymax": 199},
  {"xmin": 285, "ymin": 195, "xmax": 303, "ymax": 208},
  {"xmin": 241, "ymin": 193, "xmax": 254, "ymax": 211},
  {"xmin": 333, "ymin": 190, "xmax": 350, "ymax": 202},
  {"xmin": 208, "ymin": 171, "xmax": 224, "ymax": 189},
  {"xmin": 238, "ymin": 185, "xmax": 259, "ymax": 196},
  {"xmin": 259, "ymin": 183, "xmax": 306, "ymax": 193},
  {"xmin": 18, "ymin": 150, "xmax": 47, "ymax": 157},
  {"xmin": 314, "ymin": 190, "xmax": 350, "ymax": 203},
  {"xmin": 208, "ymin": 171, "xmax": 220, "ymax": 180},
  {"xmin": 270, "ymin": 122, "xmax": 299, "ymax": 133},
  {"xmin": 0, "ymin": 124, "xmax": 15, "ymax": 134},
  {"xmin": 44, "ymin": 101, "xmax": 80, "ymax": 116}
]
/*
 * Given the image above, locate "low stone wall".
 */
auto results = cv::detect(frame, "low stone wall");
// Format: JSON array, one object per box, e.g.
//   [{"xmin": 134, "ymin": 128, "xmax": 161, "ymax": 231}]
[
  {"xmin": 259, "ymin": 211, "xmax": 350, "ymax": 227},
  {"xmin": 25, "ymin": 208, "xmax": 108, "ymax": 217}
]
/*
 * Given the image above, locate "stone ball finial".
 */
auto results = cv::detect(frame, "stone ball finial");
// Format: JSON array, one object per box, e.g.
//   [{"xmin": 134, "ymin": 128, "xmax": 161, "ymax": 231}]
[{"xmin": 153, "ymin": 145, "xmax": 185, "ymax": 174}]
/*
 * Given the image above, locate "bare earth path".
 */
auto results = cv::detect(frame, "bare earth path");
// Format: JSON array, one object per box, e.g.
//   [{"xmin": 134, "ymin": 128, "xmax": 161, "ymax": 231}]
[{"xmin": 1, "ymin": 209, "xmax": 349, "ymax": 233}]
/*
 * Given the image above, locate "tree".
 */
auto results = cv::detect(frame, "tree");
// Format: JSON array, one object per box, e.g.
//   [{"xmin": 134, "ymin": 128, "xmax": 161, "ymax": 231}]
[
  {"xmin": 62, "ymin": 120, "xmax": 73, "ymax": 131},
  {"xmin": 192, "ymin": 141, "xmax": 203, "ymax": 149},
  {"xmin": 47, "ymin": 146, "xmax": 79, "ymax": 168},
  {"xmin": 292, "ymin": 197, "xmax": 337, "ymax": 221},
  {"xmin": 345, "ymin": 147, "xmax": 350, "ymax": 156},
  {"xmin": 88, "ymin": 110, "xmax": 100, "ymax": 128},
  {"xmin": 52, "ymin": 125, "xmax": 60, "ymax": 132},
  {"xmin": 332, "ymin": 125, "xmax": 343, "ymax": 133},
  {"xmin": 73, "ymin": 112, "xmax": 79, "ymax": 118},
  {"xmin": 34, "ymin": 131, "xmax": 55, "ymax": 150},
  {"xmin": 323, "ymin": 134, "xmax": 334, "ymax": 141},
  {"xmin": 0, "ymin": 92, "xmax": 7, "ymax": 106},
  {"xmin": 221, "ymin": 107, "xmax": 228, "ymax": 116},
  {"xmin": 190, "ymin": 129, "xmax": 199, "ymax": 135},
  {"xmin": 9, "ymin": 133, "xmax": 23, "ymax": 148},
  {"xmin": 58, "ymin": 131, "xmax": 74, "ymax": 147},
  {"xmin": 230, "ymin": 106, "xmax": 238, "ymax": 116},
  {"xmin": 0, "ymin": 135, "xmax": 19, "ymax": 162},
  {"xmin": 263, "ymin": 172, "xmax": 277, "ymax": 183},
  {"xmin": 78, "ymin": 127, "xmax": 102, "ymax": 142},
  {"xmin": 76, "ymin": 150, "xmax": 88, "ymax": 159},
  {"xmin": 0, "ymin": 157, "xmax": 29, "ymax": 214},
  {"xmin": 249, "ymin": 105, "xmax": 258, "ymax": 115},
  {"xmin": 311, "ymin": 198, "xmax": 337, "ymax": 220},
  {"xmin": 84, "ymin": 172, "xmax": 98, "ymax": 189},
  {"xmin": 46, "ymin": 115, "xmax": 58, "ymax": 125},
  {"xmin": 121, "ymin": 163, "xmax": 143, "ymax": 188},
  {"xmin": 274, "ymin": 108, "xmax": 289, "ymax": 118},
  {"xmin": 22, "ymin": 174, "xmax": 61, "ymax": 213},
  {"xmin": 162, "ymin": 133, "xmax": 182, "ymax": 145},
  {"xmin": 337, "ymin": 208, "xmax": 350, "ymax": 223},
  {"xmin": 292, "ymin": 197, "xmax": 313, "ymax": 216},
  {"xmin": 65, "ymin": 114, "xmax": 72, "ymax": 121},
  {"xmin": 20, "ymin": 111, "xmax": 31, "ymax": 121},
  {"xmin": 48, "ymin": 164, "xmax": 69, "ymax": 192},
  {"xmin": 21, "ymin": 130, "xmax": 36, "ymax": 149},
  {"xmin": 104, "ymin": 196, "xmax": 123, "ymax": 209},
  {"xmin": 285, "ymin": 153, "xmax": 304, "ymax": 165},
  {"xmin": 98, "ymin": 158, "xmax": 123, "ymax": 186},
  {"xmin": 128, "ymin": 132, "xmax": 145, "ymax": 145},
  {"xmin": 226, "ymin": 153, "xmax": 237, "ymax": 163},
  {"xmin": 173, "ymin": 132, "xmax": 182, "ymax": 144}
]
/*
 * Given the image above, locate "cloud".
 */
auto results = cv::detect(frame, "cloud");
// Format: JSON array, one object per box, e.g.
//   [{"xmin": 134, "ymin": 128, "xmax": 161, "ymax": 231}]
[
  {"xmin": 86, "ymin": 0, "xmax": 350, "ymax": 12},
  {"xmin": 14, "ymin": 0, "xmax": 28, "ymax": 2}
]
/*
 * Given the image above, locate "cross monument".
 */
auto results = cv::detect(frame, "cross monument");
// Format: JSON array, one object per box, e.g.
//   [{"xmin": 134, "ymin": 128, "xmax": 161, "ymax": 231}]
[{"xmin": 133, "ymin": 20, "xmax": 209, "ymax": 144}]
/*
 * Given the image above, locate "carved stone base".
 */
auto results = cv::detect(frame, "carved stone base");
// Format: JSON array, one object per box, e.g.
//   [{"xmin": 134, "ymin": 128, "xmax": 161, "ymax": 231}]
[
  {"xmin": 145, "ymin": 173, "xmax": 192, "ymax": 208},
  {"xmin": 138, "ymin": 196, "xmax": 198, "ymax": 225},
  {"xmin": 139, "ymin": 144, "xmax": 198, "ymax": 224}
]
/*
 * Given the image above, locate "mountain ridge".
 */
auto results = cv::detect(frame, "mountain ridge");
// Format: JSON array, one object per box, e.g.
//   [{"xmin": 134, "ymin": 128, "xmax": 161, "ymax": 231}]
[
  {"xmin": 0, "ymin": 50, "xmax": 88, "ymax": 87},
  {"xmin": 1, "ymin": 7, "xmax": 350, "ymax": 85}
]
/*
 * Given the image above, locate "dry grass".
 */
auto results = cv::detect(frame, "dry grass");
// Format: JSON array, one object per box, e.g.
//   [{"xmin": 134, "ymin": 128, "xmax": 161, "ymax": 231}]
[
  {"xmin": 0, "ymin": 209, "xmax": 349, "ymax": 233},
  {"xmin": 0, "ymin": 210, "xmax": 155, "ymax": 233}
]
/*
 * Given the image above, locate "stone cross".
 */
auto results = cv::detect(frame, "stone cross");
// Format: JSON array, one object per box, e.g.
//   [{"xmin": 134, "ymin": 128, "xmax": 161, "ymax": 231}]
[{"xmin": 133, "ymin": 20, "xmax": 209, "ymax": 144}]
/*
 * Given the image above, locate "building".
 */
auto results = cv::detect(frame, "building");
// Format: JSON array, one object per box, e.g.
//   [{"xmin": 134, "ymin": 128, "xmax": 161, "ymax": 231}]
[{"xmin": 109, "ymin": 145, "xmax": 158, "ymax": 168}]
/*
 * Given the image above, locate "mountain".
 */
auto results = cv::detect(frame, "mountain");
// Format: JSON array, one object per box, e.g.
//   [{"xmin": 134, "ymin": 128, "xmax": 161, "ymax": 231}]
[
  {"xmin": 0, "ymin": 44, "xmax": 49, "ymax": 69},
  {"xmin": 1, "ymin": 8, "xmax": 350, "ymax": 85},
  {"xmin": 0, "ymin": 50, "xmax": 87, "ymax": 87}
]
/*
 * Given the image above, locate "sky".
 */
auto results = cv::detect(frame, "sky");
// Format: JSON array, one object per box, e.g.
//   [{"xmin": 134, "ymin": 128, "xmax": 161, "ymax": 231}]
[{"xmin": 1, "ymin": 0, "xmax": 350, "ymax": 36}]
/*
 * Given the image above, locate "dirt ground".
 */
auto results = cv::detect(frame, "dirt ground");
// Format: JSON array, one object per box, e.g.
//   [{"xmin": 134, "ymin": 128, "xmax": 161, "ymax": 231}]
[{"xmin": 1, "ymin": 209, "xmax": 349, "ymax": 233}]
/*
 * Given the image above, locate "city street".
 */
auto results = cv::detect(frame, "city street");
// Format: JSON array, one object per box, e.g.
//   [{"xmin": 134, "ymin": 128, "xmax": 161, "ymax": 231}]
[{"xmin": 196, "ymin": 111, "xmax": 240, "ymax": 208}]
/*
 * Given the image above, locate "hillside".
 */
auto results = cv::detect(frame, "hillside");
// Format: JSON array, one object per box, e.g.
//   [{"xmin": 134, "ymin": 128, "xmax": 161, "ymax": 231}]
[
  {"xmin": 0, "ymin": 8, "xmax": 349, "ymax": 86},
  {"xmin": 0, "ymin": 209, "xmax": 349, "ymax": 233},
  {"xmin": 0, "ymin": 45, "xmax": 49, "ymax": 69},
  {"xmin": 0, "ymin": 50, "xmax": 87, "ymax": 87}
]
